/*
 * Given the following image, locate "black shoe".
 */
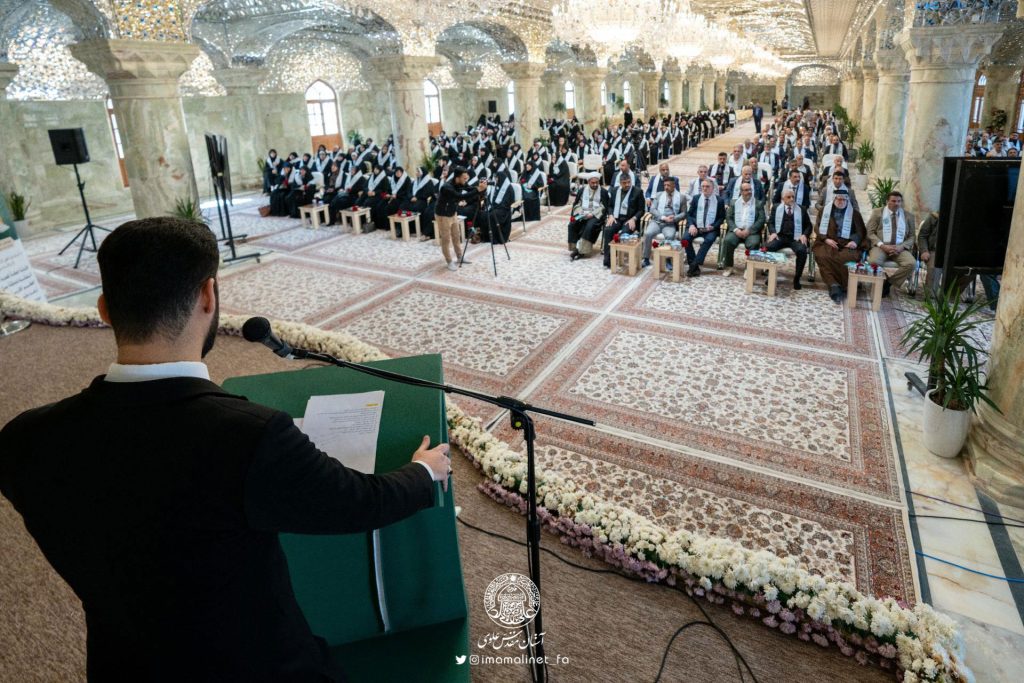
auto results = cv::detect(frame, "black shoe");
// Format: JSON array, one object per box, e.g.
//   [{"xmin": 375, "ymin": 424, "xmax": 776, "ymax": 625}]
[
  {"xmin": 687, "ymin": 265, "xmax": 701, "ymax": 277},
  {"xmin": 829, "ymin": 284, "xmax": 842, "ymax": 303},
  {"xmin": 793, "ymin": 279, "xmax": 802, "ymax": 291},
  {"xmin": 570, "ymin": 250, "xmax": 581, "ymax": 261},
  {"xmin": 882, "ymin": 278, "xmax": 892, "ymax": 298}
]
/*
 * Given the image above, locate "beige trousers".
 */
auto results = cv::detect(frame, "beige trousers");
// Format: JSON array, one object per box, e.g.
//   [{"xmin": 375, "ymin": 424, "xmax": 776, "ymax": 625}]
[{"xmin": 436, "ymin": 215, "xmax": 462, "ymax": 263}]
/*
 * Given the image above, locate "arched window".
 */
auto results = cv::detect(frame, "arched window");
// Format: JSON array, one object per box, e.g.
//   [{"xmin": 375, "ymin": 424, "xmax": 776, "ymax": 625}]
[
  {"xmin": 564, "ymin": 80, "xmax": 575, "ymax": 111},
  {"xmin": 424, "ymin": 79, "xmax": 442, "ymax": 124},
  {"xmin": 105, "ymin": 96, "xmax": 128, "ymax": 187},
  {"xmin": 623, "ymin": 80, "xmax": 631, "ymax": 105},
  {"xmin": 506, "ymin": 81, "xmax": 516, "ymax": 116},
  {"xmin": 662, "ymin": 80, "xmax": 669, "ymax": 105},
  {"xmin": 600, "ymin": 81, "xmax": 607, "ymax": 114},
  {"xmin": 1016, "ymin": 70, "xmax": 1024, "ymax": 132},
  {"xmin": 970, "ymin": 71, "xmax": 986, "ymax": 129},
  {"xmin": 306, "ymin": 80, "xmax": 340, "ymax": 137}
]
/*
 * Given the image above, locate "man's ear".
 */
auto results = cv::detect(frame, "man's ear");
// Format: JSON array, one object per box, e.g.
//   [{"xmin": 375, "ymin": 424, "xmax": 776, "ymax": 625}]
[
  {"xmin": 199, "ymin": 277, "xmax": 217, "ymax": 314},
  {"xmin": 97, "ymin": 293, "xmax": 111, "ymax": 325}
]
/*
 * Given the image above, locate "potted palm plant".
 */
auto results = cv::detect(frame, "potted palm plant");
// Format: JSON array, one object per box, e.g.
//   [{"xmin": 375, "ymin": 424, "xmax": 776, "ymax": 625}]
[
  {"xmin": 172, "ymin": 196, "xmax": 206, "ymax": 225},
  {"xmin": 868, "ymin": 177, "xmax": 898, "ymax": 209},
  {"xmin": 900, "ymin": 285, "xmax": 999, "ymax": 457},
  {"xmin": 852, "ymin": 140, "xmax": 874, "ymax": 190},
  {"xmin": 552, "ymin": 101, "xmax": 566, "ymax": 116},
  {"xmin": 7, "ymin": 191, "xmax": 30, "ymax": 234}
]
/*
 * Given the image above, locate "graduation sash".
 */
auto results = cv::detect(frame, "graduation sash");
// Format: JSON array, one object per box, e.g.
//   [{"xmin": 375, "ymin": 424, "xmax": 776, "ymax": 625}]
[
  {"xmin": 882, "ymin": 208, "xmax": 907, "ymax": 244},
  {"xmin": 695, "ymin": 194, "xmax": 718, "ymax": 228},
  {"xmin": 774, "ymin": 203, "xmax": 802, "ymax": 236}
]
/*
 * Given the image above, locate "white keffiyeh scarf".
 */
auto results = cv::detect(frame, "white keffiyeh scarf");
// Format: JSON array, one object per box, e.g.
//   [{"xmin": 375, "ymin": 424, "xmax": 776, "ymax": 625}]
[
  {"xmin": 774, "ymin": 203, "xmax": 802, "ymax": 236},
  {"xmin": 612, "ymin": 186, "xmax": 634, "ymax": 218},
  {"xmin": 783, "ymin": 179, "xmax": 805, "ymax": 206},
  {"xmin": 367, "ymin": 171, "xmax": 387, "ymax": 191},
  {"xmin": 695, "ymin": 194, "xmax": 718, "ymax": 228},
  {"xmin": 656, "ymin": 190, "xmax": 682, "ymax": 218},
  {"xmin": 882, "ymin": 208, "xmax": 907, "ymax": 244},
  {"xmin": 820, "ymin": 203, "xmax": 854, "ymax": 239}
]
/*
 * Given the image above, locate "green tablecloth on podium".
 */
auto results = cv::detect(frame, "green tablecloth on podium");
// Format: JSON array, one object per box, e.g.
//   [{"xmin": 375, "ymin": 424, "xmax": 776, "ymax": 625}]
[{"xmin": 224, "ymin": 354, "xmax": 470, "ymax": 682}]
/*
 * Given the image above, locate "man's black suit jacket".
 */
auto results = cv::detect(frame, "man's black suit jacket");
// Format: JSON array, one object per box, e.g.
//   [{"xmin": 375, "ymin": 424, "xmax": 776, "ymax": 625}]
[
  {"xmin": 607, "ymin": 186, "xmax": 645, "ymax": 224},
  {"xmin": 0, "ymin": 376, "xmax": 435, "ymax": 682}
]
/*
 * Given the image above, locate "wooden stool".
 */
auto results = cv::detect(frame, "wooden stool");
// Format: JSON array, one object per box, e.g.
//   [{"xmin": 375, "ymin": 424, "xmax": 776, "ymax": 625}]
[
  {"xmin": 610, "ymin": 241, "xmax": 642, "ymax": 276},
  {"xmin": 848, "ymin": 270, "xmax": 885, "ymax": 311},
  {"xmin": 299, "ymin": 203, "xmax": 330, "ymax": 230},
  {"xmin": 652, "ymin": 246, "xmax": 682, "ymax": 283},
  {"xmin": 388, "ymin": 213, "xmax": 420, "ymax": 241},
  {"xmin": 745, "ymin": 260, "xmax": 780, "ymax": 297},
  {"xmin": 342, "ymin": 207, "xmax": 372, "ymax": 235}
]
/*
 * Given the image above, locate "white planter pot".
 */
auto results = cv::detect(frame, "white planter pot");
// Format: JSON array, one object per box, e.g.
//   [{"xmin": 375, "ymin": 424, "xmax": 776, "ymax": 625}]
[
  {"xmin": 12, "ymin": 219, "xmax": 28, "ymax": 235},
  {"xmin": 923, "ymin": 389, "xmax": 972, "ymax": 458},
  {"xmin": 852, "ymin": 174, "xmax": 868, "ymax": 190}
]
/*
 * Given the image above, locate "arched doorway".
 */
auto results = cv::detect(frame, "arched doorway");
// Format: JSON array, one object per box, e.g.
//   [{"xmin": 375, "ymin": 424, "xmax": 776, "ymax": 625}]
[
  {"xmin": 424, "ymin": 78, "xmax": 442, "ymax": 137},
  {"xmin": 970, "ymin": 72, "xmax": 987, "ymax": 130},
  {"xmin": 506, "ymin": 81, "xmax": 516, "ymax": 118},
  {"xmin": 306, "ymin": 80, "xmax": 342, "ymax": 152},
  {"xmin": 600, "ymin": 81, "xmax": 607, "ymax": 115}
]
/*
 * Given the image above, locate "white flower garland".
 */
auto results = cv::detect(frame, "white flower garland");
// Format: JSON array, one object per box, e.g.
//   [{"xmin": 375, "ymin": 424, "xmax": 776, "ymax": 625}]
[{"xmin": 0, "ymin": 292, "xmax": 971, "ymax": 683}]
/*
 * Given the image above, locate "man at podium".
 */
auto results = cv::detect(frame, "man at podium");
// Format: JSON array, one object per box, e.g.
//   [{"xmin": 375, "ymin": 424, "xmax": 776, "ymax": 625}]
[{"xmin": 0, "ymin": 217, "xmax": 452, "ymax": 682}]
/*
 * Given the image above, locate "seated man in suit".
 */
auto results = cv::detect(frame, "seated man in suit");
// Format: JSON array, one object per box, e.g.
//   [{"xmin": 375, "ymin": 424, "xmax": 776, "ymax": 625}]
[
  {"xmin": 774, "ymin": 168, "xmax": 811, "ymax": 211},
  {"xmin": 812, "ymin": 189, "xmax": 868, "ymax": 303},
  {"xmin": 684, "ymin": 179, "xmax": 725, "ymax": 277},
  {"xmin": 610, "ymin": 158, "xmax": 637, "ymax": 190},
  {"xmin": 866, "ymin": 190, "xmax": 917, "ymax": 297},
  {"xmin": 687, "ymin": 165, "xmax": 718, "ymax": 198},
  {"xmin": 644, "ymin": 162, "xmax": 680, "ymax": 208},
  {"xmin": 643, "ymin": 176, "xmax": 686, "ymax": 267},
  {"xmin": 765, "ymin": 187, "xmax": 813, "ymax": 289},
  {"xmin": 708, "ymin": 151, "xmax": 733, "ymax": 193},
  {"xmin": 568, "ymin": 173, "xmax": 609, "ymax": 260},
  {"xmin": 723, "ymin": 165, "xmax": 765, "ymax": 203},
  {"xmin": 602, "ymin": 172, "xmax": 645, "ymax": 268},
  {"xmin": 720, "ymin": 181, "xmax": 765, "ymax": 276},
  {"xmin": 0, "ymin": 217, "xmax": 451, "ymax": 682}
]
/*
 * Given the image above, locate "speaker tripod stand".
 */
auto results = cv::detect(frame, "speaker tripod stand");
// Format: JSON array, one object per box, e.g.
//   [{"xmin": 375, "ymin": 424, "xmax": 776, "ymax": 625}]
[{"xmin": 58, "ymin": 162, "xmax": 110, "ymax": 269}]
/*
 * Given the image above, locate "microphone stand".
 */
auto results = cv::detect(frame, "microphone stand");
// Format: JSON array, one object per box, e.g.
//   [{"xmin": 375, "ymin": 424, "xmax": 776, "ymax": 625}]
[{"xmin": 286, "ymin": 344, "xmax": 594, "ymax": 683}]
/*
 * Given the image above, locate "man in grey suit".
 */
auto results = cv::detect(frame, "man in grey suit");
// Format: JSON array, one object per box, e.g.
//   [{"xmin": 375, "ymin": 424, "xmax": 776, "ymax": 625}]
[{"xmin": 720, "ymin": 181, "xmax": 765, "ymax": 275}]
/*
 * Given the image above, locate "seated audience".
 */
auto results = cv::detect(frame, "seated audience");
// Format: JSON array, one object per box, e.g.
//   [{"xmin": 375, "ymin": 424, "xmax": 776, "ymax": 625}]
[
  {"xmin": 812, "ymin": 190, "xmax": 867, "ymax": 303},
  {"xmin": 684, "ymin": 179, "xmax": 725, "ymax": 277},
  {"xmin": 602, "ymin": 173, "xmax": 645, "ymax": 268},
  {"xmin": 764, "ymin": 188, "xmax": 812, "ymax": 289},
  {"xmin": 720, "ymin": 181, "xmax": 765, "ymax": 276},
  {"xmin": 643, "ymin": 177, "xmax": 686, "ymax": 267},
  {"xmin": 866, "ymin": 191, "xmax": 917, "ymax": 297}
]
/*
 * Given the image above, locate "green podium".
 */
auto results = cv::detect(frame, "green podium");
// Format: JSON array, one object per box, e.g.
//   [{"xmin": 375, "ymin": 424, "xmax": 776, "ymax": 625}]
[{"xmin": 224, "ymin": 354, "xmax": 470, "ymax": 682}]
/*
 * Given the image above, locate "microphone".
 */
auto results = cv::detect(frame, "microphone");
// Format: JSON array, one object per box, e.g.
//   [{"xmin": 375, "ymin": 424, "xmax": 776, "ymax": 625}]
[{"xmin": 241, "ymin": 316, "xmax": 295, "ymax": 359}]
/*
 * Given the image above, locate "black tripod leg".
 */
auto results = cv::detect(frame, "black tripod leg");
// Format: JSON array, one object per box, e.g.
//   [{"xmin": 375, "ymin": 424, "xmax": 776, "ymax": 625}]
[
  {"xmin": 58, "ymin": 225, "xmax": 90, "ymax": 256},
  {"xmin": 75, "ymin": 227, "xmax": 89, "ymax": 269}
]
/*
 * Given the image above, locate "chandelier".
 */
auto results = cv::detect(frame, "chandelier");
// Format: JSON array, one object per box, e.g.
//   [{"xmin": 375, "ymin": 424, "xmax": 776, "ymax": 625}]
[{"xmin": 552, "ymin": 0, "xmax": 679, "ymax": 52}]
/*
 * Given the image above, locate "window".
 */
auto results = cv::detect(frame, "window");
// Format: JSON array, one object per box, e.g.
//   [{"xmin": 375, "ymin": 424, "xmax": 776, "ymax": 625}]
[
  {"xmin": 600, "ymin": 81, "xmax": 607, "ymax": 113},
  {"xmin": 564, "ymin": 80, "xmax": 575, "ymax": 110},
  {"xmin": 623, "ymin": 80, "xmax": 631, "ymax": 105},
  {"xmin": 105, "ymin": 96, "xmax": 128, "ymax": 187},
  {"xmin": 969, "ymin": 71, "xmax": 986, "ymax": 129},
  {"xmin": 305, "ymin": 80, "xmax": 339, "ymax": 136},
  {"xmin": 663, "ymin": 80, "xmax": 669, "ymax": 105},
  {"xmin": 506, "ymin": 81, "xmax": 515, "ymax": 116},
  {"xmin": 424, "ymin": 79, "xmax": 442, "ymax": 124}
]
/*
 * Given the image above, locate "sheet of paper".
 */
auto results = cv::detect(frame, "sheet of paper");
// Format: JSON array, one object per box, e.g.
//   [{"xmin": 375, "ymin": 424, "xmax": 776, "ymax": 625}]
[{"xmin": 301, "ymin": 391, "xmax": 384, "ymax": 474}]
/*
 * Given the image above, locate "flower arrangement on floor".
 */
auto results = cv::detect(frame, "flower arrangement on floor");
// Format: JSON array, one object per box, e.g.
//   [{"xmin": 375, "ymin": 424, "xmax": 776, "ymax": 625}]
[{"xmin": 0, "ymin": 292, "xmax": 971, "ymax": 683}]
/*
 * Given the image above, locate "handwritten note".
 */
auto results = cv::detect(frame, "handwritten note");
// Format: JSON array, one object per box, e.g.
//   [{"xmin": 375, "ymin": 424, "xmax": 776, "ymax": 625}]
[
  {"xmin": 301, "ymin": 391, "xmax": 385, "ymax": 474},
  {"xmin": 0, "ymin": 238, "xmax": 46, "ymax": 302}
]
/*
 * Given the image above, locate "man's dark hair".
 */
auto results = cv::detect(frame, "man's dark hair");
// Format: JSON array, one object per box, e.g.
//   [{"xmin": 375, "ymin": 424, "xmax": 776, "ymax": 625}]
[
  {"xmin": 887, "ymin": 190, "xmax": 903, "ymax": 200},
  {"xmin": 97, "ymin": 216, "xmax": 219, "ymax": 345}
]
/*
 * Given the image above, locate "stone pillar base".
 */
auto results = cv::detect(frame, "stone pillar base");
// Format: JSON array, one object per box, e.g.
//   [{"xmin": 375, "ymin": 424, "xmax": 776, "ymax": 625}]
[{"xmin": 966, "ymin": 400, "xmax": 1024, "ymax": 507}]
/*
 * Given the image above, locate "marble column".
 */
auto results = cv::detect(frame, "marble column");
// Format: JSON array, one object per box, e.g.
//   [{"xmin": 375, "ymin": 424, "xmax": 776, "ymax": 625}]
[
  {"xmin": 576, "ymin": 66, "xmax": 607, "ymax": 130},
  {"xmin": 966, "ymin": 165, "xmax": 1024, "ymax": 507},
  {"xmin": 211, "ymin": 66, "xmax": 267, "ymax": 188},
  {"xmin": 774, "ymin": 78, "xmax": 787, "ymax": 106},
  {"xmin": 715, "ymin": 77, "xmax": 727, "ymax": 110},
  {"xmin": 0, "ymin": 63, "xmax": 20, "ymax": 206},
  {"xmin": 702, "ymin": 71, "xmax": 715, "ymax": 109},
  {"xmin": 872, "ymin": 50, "xmax": 910, "ymax": 180},
  {"xmin": 70, "ymin": 39, "xmax": 199, "ymax": 218},
  {"xmin": 982, "ymin": 64, "xmax": 1022, "ymax": 133},
  {"xmin": 641, "ymin": 71, "xmax": 660, "ymax": 118},
  {"xmin": 860, "ymin": 64, "xmax": 879, "ymax": 142},
  {"xmin": 452, "ymin": 65, "xmax": 481, "ymax": 129},
  {"xmin": 370, "ymin": 55, "xmax": 439, "ymax": 169},
  {"xmin": 687, "ymin": 70, "xmax": 703, "ymax": 112},
  {"xmin": 848, "ymin": 68, "xmax": 864, "ymax": 122},
  {"xmin": 502, "ymin": 62, "xmax": 545, "ymax": 146},
  {"xmin": 542, "ymin": 72, "xmax": 563, "ymax": 117},
  {"xmin": 666, "ymin": 66, "xmax": 683, "ymax": 113},
  {"xmin": 898, "ymin": 25, "xmax": 1005, "ymax": 215}
]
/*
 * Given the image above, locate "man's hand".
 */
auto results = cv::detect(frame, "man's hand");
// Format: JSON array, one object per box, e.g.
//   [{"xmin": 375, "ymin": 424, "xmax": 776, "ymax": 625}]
[
  {"xmin": 798, "ymin": 234, "xmax": 807, "ymax": 245},
  {"xmin": 688, "ymin": 225, "xmax": 698, "ymax": 237},
  {"xmin": 845, "ymin": 240, "xmax": 858, "ymax": 250},
  {"xmin": 825, "ymin": 238, "xmax": 839, "ymax": 249},
  {"xmin": 768, "ymin": 232, "xmax": 778, "ymax": 242},
  {"xmin": 736, "ymin": 228, "xmax": 748, "ymax": 238},
  {"xmin": 411, "ymin": 435, "xmax": 451, "ymax": 492},
  {"xmin": 605, "ymin": 216, "xmax": 614, "ymax": 227},
  {"xmin": 921, "ymin": 250, "xmax": 931, "ymax": 262},
  {"xmin": 626, "ymin": 218, "xmax": 636, "ymax": 230}
]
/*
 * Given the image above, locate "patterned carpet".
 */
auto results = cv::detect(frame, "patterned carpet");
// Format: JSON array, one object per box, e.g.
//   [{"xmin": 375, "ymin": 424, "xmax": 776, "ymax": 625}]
[{"xmin": 20, "ymin": 120, "xmax": 919, "ymax": 604}]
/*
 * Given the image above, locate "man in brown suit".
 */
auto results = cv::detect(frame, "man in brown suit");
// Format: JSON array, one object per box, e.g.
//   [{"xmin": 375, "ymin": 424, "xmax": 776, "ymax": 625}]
[
  {"xmin": 866, "ymin": 190, "xmax": 916, "ymax": 297},
  {"xmin": 811, "ymin": 189, "xmax": 867, "ymax": 303}
]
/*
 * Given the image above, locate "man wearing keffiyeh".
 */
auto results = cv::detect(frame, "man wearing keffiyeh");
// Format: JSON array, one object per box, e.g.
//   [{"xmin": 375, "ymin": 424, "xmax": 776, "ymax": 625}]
[{"xmin": 811, "ymin": 189, "xmax": 868, "ymax": 304}]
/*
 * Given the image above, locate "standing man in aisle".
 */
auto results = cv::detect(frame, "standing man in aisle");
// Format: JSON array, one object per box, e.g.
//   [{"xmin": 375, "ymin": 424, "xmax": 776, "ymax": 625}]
[{"xmin": 436, "ymin": 167, "xmax": 486, "ymax": 271}]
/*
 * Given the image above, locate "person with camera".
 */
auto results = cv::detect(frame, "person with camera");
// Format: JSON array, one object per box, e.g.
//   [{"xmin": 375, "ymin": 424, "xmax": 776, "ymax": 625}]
[{"xmin": 435, "ymin": 167, "xmax": 485, "ymax": 271}]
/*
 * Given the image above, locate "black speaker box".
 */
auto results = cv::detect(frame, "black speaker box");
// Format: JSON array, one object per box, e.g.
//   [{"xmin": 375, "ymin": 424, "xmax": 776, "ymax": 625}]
[
  {"xmin": 48, "ymin": 128, "xmax": 90, "ymax": 165},
  {"xmin": 487, "ymin": 100, "xmax": 498, "ymax": 114}
]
